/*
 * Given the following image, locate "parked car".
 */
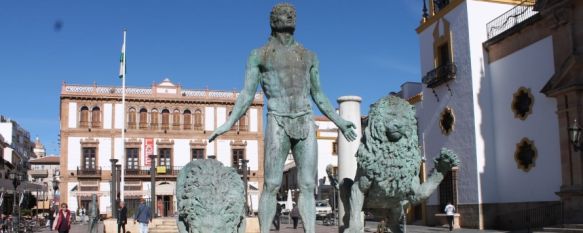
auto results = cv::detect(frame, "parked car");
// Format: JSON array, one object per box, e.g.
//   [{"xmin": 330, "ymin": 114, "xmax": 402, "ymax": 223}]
[{"xmin": 315, "ymin": 201, "xmax": 332, "ymax": 219}]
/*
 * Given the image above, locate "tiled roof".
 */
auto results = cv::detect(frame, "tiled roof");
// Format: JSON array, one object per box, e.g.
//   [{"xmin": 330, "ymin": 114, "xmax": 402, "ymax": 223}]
[{"xmin": 29, "ymin": 156, "xmax": 60, "ymax": 164}]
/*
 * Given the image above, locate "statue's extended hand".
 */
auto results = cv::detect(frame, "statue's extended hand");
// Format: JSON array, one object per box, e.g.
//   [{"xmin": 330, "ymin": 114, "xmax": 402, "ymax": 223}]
[
  {"xmin": 208, "ymin": 124, "xmax": 231, "ymax": 142},
  {"xmin": 339, "ymin": 120, "xmax": 357, "ymax": 142}
]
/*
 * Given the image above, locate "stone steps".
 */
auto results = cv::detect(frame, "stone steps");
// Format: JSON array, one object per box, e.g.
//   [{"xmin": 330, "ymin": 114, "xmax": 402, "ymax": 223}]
[
  {"xmin": 149, "ymin": 218, "xmax": 178, "ymax": 233},
  {"xmin": 542, "ymin": 224, "xmax": 583, "ymax": 233}
]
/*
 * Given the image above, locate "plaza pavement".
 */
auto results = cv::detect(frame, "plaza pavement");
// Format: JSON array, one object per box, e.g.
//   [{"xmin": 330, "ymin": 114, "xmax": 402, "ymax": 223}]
[{"xmin": 35, "ymin": 219, "xmax": 511, "ymax": 233}]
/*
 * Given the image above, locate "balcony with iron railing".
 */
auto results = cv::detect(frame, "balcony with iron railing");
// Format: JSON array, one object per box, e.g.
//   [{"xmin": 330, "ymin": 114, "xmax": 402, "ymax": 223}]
[
  {"xmin": 124, "ymin": 166, "xmax": 182, "ymax": 177},
  {"xmin": 422, "ymin": 63, "xmax": 457, "ymax": 88},
  {"xmin": 29, "ymin": 169, "xmax": 48, "ymax": 178},
  {"xmin": 77, "ymin": 167, "xmax": 103, "ymax": 178},
  {"xmin": 486, "ymin": 0, "xmax": 537, "ymax": 40}
]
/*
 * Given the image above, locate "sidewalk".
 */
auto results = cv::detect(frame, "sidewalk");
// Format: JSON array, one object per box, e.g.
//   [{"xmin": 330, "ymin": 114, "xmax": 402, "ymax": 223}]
[{"xmin": 35, "ymin": 219, "xmax": 509, "ymax": 233}]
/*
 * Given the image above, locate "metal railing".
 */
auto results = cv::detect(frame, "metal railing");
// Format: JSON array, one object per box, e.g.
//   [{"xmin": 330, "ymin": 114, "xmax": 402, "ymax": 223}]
[
  {"xmin": 77, "ymin": 167, "xmax": 102, "ymax": 177},
  {"xmin": 422, "ymin": 63, "xmax": 457, "ymax": 88},
  {"xmin": 486, "ymin": 0, "xmax": 537, "ymax": 39},
  {"xmin": 125, "ymin": 166, "xmax": 183, "ymax": 176},
  {"xmin": 495, "ymin": 202, "xmax": 562, "ymax": 230}
]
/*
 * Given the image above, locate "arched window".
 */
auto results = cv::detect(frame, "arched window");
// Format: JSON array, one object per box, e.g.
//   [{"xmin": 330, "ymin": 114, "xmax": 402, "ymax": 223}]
[
  {"xmin": 183, "ymin": 110, "xmax": 192, "ymax": 130},
  {"xmin": 128, "ymin": 108, "xmax": 137, "ymax": 129},
  {"xmin": 151, "ymin": 109, "xmax": 159, "ymax": 129},
  {"xmin": 91, "ymin": 106, "xmax": 101, "ymax": 128},
  {"xmin": 239, "ymin": 112, "xmax": 248, "ymax": 131},
  {"xmin": 194, "ymin": 109, "xmax": 203, "ymax": 130},
  {"xmin": 80, "ymin": 106, "xmax": 89, "ymax": 128},
  {"xmin": 172, "ymin": 109, "xmax": 180, "ymax": 130},
  {"xmin": 161, "ymin": 109, "xmax": 170, "ymax": 130},
  {"xmin": 139, "ymin": 108, "xmax": 148, "ymax": 129}
]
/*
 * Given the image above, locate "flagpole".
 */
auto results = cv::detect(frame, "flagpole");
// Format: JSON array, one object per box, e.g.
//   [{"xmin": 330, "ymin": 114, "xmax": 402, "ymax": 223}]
[{"xmin": 120, "ymin": 28, "xmax": 127, "ymax": 202}]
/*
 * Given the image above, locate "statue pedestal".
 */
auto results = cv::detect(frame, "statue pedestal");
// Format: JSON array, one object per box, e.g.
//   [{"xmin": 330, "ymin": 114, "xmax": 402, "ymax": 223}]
[
  {"xmin": 434, "ymin": 213, "xmax": 461, "ymax": 229},
  {"xmin": 245, "ymin": 217, "xmax": 260, "ymax": 233}
]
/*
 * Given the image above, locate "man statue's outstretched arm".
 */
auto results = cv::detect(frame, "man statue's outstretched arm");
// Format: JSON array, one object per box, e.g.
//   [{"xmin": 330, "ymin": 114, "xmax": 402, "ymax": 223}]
[
  {"xmin": 209, "ymin": 50, "xmax": 261, "ymax": 142},
  {"xmin": 309, "ymin": 56, "xmax": 357, "ymax": 142}
]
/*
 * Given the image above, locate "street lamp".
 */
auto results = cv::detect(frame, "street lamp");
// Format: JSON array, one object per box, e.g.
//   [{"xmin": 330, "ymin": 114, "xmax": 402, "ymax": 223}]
[
  {"xmin": 238, "ymin": 159, "xmax": 250, "ymax": 215},
  {"xmin": 9, "ymin": 171, "xmax": 22, "ymax": 232},
  {"xmin": 568, "ymin": 119, "xmax": 582, "ymax": 152},
  {"xmin": 149, "ymin": 154, "xmax": 157, "ymax": 218}
]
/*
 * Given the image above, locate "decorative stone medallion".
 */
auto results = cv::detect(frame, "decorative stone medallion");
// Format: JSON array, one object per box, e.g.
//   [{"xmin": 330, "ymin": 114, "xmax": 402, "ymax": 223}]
[
  {"xmin": 514, "ymin": 138, "xmax": 537, "ymax": 172},
  {"xmin": 440, "ymin": 107, "xmax": 455, "ymax": 135},
  {"xmin": 512, "ymin": 87, "xmax": 534, "ymax": 120}
]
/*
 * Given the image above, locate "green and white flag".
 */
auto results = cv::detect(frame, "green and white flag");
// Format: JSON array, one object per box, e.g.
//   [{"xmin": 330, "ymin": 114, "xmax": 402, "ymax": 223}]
[{"xmin": 119, "ymin": 29, "xmax": 126, "ymax": 79}]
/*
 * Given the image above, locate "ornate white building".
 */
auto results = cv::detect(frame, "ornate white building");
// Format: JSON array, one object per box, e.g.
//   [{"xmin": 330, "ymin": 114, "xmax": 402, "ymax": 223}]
[
  {"xmin": 59, "ymin": 79, "xmax": 264, "ymax": 216},
  {"xmin": 414, "ymin": 0, "xmax": 581, "ymax": 229}
]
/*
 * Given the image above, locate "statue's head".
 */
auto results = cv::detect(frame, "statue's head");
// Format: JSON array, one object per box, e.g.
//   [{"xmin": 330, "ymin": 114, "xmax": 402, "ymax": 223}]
[{"xmin": 270, "ymin": 3, "xmax": 296, "ymax": 34}]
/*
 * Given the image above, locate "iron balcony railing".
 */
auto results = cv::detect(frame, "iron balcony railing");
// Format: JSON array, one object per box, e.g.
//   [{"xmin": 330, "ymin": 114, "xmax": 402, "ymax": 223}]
[
  {"xmin": 422, "ymin": 63, "xmax": 457, "ymax": 88},
  {"xmin": 124, "ymin": 166, "xmax": 182, "ymax": 176},
  {"xmin": 77, "ymin": 167, "xmax": 102, "ymax": 177},
  {"xmin": 486, "ymin": 0, "xmax": 537, "ymax": 39}
]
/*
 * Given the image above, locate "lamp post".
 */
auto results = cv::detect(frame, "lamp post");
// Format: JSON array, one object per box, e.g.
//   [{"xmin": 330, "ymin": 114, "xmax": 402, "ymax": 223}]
[
  {"xmin": 568, "ymin": 119, "xmax": 582, "ymax": 152},
  {"xmin": 110, "ymin": 159, "xmax": 118, "ymax": 219},
  {"xmin": 149, "ymin": 154, "xmax": 157, "ymax": 218},
  {"xmin": 10, "ymin": 172, "xmax": 21, "ymax": 232},
  {"xmin": 239, "ymin": 159, "xmax": 249, "ymax": 215}
]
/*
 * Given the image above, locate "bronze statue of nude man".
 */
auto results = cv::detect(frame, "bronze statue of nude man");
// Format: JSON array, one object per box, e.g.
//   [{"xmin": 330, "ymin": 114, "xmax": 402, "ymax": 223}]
[{"xmin": 209, "ymin": 3, "xmax": 357, "ymax": 233}]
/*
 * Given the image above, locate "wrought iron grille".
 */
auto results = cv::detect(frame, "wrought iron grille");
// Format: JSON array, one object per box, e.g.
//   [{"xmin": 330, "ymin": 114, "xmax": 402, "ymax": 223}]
[
  {"xmin": 422, "ymin": 63, "xmax": 457, "ymax": 88},
  {"xmin": 486, "ymin": 0, "xmax": 537, "ymax": 39}
]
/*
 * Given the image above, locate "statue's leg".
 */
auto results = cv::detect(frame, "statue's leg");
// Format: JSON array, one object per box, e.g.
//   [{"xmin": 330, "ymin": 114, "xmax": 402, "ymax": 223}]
[
  {"xmin": 258, "ymin": 116, "xmax": 291, "ymax": 233},
  {"xmin": 387, "ymin": 206, "xmax": 405, "ymax": 233},
  {"xmin": 291, "ymin": 124, "xmax": 317, "ymax": 233},
  {"xmin": 345, "ymin": 179, "xmax": 366, "ymax": 233}
]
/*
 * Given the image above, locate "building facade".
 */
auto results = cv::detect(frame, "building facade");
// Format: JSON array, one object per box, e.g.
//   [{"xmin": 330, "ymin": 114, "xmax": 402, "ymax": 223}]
[
  {"xmin": 59, "ymin": 79, "xmax": 264, "ymax": 216},
  {"xmin": 415, "ymin": 0, "xmax": 580, "ymax": 229}
]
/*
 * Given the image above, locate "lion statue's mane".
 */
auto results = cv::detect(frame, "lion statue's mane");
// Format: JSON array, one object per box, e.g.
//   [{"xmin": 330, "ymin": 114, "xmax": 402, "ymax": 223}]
[{"xmin": 176, "ymin": 159, "xmax": 246, "ymax": 233}]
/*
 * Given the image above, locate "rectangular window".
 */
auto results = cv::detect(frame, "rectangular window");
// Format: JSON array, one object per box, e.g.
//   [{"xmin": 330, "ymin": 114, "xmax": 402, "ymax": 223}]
[
  {"xmin": 158, "ymin": 148, "xmax": 172, "ymax": 171},
  {"xmin": 231, "ymin": 149, "xmax": 245, "ymax": 168},
  {"xmin": 191, "ymin": 148, "xmax": 205, "ymax": 160},
  {"xmin": 82, "ymin": 147, "xmax": 97, "ymax": 170},
  {"xmin": 126, "ymin": 148, "xmax": 139, "ymax": 170},
  {"xmin": 438, "ymin": 43, "xmax": 450, "ymax": 67},
  {"xmin": 332, "ymin": 141, "xmax": 338, "ymax": 155}
]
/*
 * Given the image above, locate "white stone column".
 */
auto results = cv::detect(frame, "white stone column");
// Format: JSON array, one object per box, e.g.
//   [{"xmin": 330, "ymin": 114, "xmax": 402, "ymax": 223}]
[{"xmin": 337, "ymin": 96, "xmax": 362, "ymax": 231}]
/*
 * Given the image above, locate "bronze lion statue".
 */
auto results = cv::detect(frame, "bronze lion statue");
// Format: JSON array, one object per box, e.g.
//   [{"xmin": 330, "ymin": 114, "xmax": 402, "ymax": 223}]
[{"xmin": 328, "ymin": 95, "xmax": 459, "ymax": 233}]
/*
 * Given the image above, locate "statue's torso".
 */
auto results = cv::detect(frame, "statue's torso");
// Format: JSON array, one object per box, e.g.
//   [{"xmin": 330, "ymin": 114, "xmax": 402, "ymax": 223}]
[{"xmin": 258, "ymin": 39, "xmax": 314, "ymax": 115}]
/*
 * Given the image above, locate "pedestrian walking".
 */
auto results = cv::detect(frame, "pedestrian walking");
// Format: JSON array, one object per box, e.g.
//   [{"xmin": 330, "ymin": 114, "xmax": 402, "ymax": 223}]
[
  {"xmin": 444, "ymin": 202, "xmax": 456, "ymax": 231},
  {"xmin": 48, "ymin": 205, "xmax": 56, "ymax": 229},
  {"xmin": 290, "ymin": 204, "xmax": 300, "ymax": 229},
  {"xmin": 133, "ymin": 198, "xmax": 152, "ymax": 233},
  {"xmin": 53, "ymin": 203, "xmax": 72, "ymax": 233},
  {"xmin": 272, "ymin": 203, "xmax": 282, "ymax": 231},
  {"xmin": 118, "ymin": 201, "xmax": 128, "ymax": 233}
]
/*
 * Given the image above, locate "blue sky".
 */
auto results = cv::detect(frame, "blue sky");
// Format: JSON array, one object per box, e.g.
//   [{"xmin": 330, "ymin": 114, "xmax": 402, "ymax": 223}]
[{"xmin": 0, "ymin": 1, "xmax": 424, "ymax": 155}]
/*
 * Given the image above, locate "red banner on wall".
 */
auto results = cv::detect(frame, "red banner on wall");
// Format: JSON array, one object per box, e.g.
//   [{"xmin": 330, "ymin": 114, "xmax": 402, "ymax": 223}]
[{"xmin": 144, "ymin": 138, "xmax": 154, "ymax": 166}]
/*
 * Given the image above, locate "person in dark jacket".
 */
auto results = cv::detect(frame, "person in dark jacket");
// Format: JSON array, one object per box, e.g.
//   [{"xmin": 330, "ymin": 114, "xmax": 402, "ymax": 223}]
[
  {"xmin": 48, "ymin": 204, "xmax": 56, "ymax": 229},
  {"xmin": 117, "ymin": 201, "xmax": 128, "ymax": 233},
  {"xmin": 272, "ymin": 203, "xmax": 282, "ymax": 231},
  {"xmin": 290, "ymin": 204, "xmax": 300, "ymax": 229}
]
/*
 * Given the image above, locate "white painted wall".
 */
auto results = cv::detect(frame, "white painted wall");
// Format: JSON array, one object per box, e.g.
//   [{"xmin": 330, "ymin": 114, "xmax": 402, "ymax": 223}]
[
  {"xmin": 103, "ymin": 103, "xmax": 113, "ymax": 129},
  {"xmin": 217, "ymin": 140, "xmax": 231, "ymax": 166},
  {"xmin": 98, "ymin": 137, "xmax": 112, "ymax": 169},
  {"xmin": 68, "ymin": 137, "xmax": 82, "ymax": 170},
  {"xmin": 217, "ymin": 107, "xmax": 226, "ymax": 128},
  {"xmin": 416, "ymin": 3, "xmax": 482, "ymax": 205},
  {"xmin": 315, "ymin": 120, "xmax": 339, "ymax": 187},
  {"xmin": 246, "ymin": 140, "xmax": 259, "ymax": 171},
  {"xmin": 205, "ymin": 107, "xmax": 214, "ymax": 131},
  {"xmin": 114, "ymin": 104, "xmax": 124, "ymax": 129},
  {"xmin": 488, "ymin": 36, "xmax": 560, "ymax": 203},
  {"xmin": 114, "ymin": 138, "xmax": 123, "ymax": 163},
  {"xmin": 467, "ymin": 0, "xmax": 515, "ymax": 204},
  {"xmin": 0, "ymin": 123, "xmax": 13, "ymax": 144},
  {"xmin": 174, "ymin": 139, "xmax": 190, "ymax": 166},
  {"xmin": 68, "ymin": 102, "xmax": 77, "ymax": 128},
  {"xmin": 67, "ymin": 182, "xmax": 78, "ymax": 211},
  {"xmin": 101, "ymin": 181, "xmax": 111, "ymax": 213},
  {"xmin": 250, "ymin": 108, "xmax": 258, "ymax": 132},
  {"xmin": 207, "ymin": 141, "xmax": 215, "ymax": 157}
]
